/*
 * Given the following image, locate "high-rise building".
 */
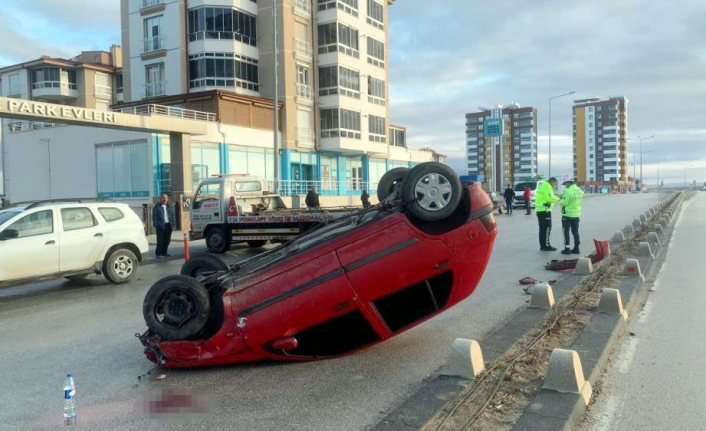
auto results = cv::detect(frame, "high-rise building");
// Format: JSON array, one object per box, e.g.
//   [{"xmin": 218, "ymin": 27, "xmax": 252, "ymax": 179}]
[
  {"xmin": 465, "ymin": 105, "xmax": 538, "ymax": 191},
  {"xmin": 572, "ymin": 96, "xmax": 628, "ymax": 186}
]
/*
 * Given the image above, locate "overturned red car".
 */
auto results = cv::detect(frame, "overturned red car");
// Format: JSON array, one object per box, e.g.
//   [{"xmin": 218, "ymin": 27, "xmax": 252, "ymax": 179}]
[{"xmin": 139, "ymin": 163, "xmax": 497, "ymax": 368}]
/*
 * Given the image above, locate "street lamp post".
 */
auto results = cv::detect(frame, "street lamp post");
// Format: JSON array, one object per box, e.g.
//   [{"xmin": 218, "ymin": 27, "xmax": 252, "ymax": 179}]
[
  {"xmin": 548, "ymin": 91, "xmax": 575, "ymax": 178},
  {"xmin": 628, "ymin": 135, "xmax": 655, "ymax": 192}
]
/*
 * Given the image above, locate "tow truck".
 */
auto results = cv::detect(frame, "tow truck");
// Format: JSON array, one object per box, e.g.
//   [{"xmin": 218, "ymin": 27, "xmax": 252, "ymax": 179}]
[{"xmin": 190, "ymin": 174, "xmax": 356, "ymax": 253}]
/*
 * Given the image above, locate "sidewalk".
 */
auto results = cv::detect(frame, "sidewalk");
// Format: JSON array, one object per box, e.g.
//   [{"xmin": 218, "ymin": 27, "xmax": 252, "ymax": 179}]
[{"xmin": 144, "ymin": 230, "xmax": 208, "ymax": 265}]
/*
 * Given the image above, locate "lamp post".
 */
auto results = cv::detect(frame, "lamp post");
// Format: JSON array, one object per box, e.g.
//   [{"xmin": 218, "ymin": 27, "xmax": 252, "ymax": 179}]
[
  {"xmin": 628, "ymin": 135, "xmax": 655, "ymax": 193},
  {"xmin": 548, "ymin": 91, "xmax": 575, "ymax": 178}
]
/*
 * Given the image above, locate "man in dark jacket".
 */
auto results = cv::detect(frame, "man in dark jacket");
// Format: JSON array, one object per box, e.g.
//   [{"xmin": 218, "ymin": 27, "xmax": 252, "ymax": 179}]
[
  {"xmin": 305, "ymin": 186, "xmax": 320, "ymax": 209},
  {"xmin": 361, "ymin": 190, "xmax": 371, "ymax": 208},
  {"xmin": 503, "ymin": 184, "xmax": 515, "ymax": 215},
  {"xmin": 152, "ymin": 194, "xmax": 176, "ymax": 259}
]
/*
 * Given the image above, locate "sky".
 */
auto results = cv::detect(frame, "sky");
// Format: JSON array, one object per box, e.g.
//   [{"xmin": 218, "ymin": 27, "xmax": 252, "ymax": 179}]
[{"xmin": 0, "ymin": 0, "xmax": 704, "ymax": 186}]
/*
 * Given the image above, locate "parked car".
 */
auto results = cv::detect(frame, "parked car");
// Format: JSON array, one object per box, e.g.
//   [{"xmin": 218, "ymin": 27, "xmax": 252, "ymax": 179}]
[
  {"xmin": 139, "ymin": 162, "xmax": 498, "ymax": 368},
  {"xmin": 0, "ymin": 199, "xmax": 148, "ymax": 287},
  {"xmin": 513, "ymin": 180, "xmax": 545, "ymax": 209}
]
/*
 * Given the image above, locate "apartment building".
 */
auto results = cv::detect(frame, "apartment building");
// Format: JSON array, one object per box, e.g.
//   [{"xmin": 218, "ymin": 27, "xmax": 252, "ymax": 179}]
[
  {"xmin": 572, "ymin": 96, "xmax": 629, "ymax": 186},
  {"xmin": 465, "ymin": 105, "xmax": 538, "ymax": 191},
  {"xmin": 120, "ymin": 0, "xmax": 432, "ymax": 194}
]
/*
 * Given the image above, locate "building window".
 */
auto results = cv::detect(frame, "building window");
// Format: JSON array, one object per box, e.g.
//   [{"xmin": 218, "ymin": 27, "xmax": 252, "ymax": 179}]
[
  {"xmin": 188, "ymin": 7, "xmax": 257, "ymax": 46},
  {"xmin": 32, "ymin": 68, "xmax": 77, "ymax": 90},
  {"xmin": 317, "ymin": 22, "xmax": 359, "ymax": 58},
  {"xmin": 318, "ymin": 0, "xmax": 358, "ymax": 17},
  {"xmin": 145, "ymin": 63, "xmax": 165, "ymax": 97},
  {"xmin": 366, "ymin": 0, "xmax": 384, "ymax": 29},
  {"xmin": 188, "ymin": 52, "xmax": 259, "ymax": 91},
  {"xmin": 367, "ymin": 76, "xmax": 385, "ymax": 105},
  {"xmin": 366, "ymin": 37, "xmax": 385, "ymax": 68},
  {"xmin": 94, "ymin": 72, "xmax": 112, "ymax": 98},
  {"xmin": 116, "ymin": 74, "xmax": 123, "ymax": 94},
  {"xmin": 318, "ymin": 65, "xmax": 360, "ymax": 98},
  {"xmin": 96, "ymin": 141, "xmax": 149, "ymax": 198},
  {"xmin": 320, "ymin": 108, "xmax": 361, "ymax": 139},
  {"xmin": 296, "ymin": 65, "xmax": 311, "ymax": 99},
  {"xmin": 8, "ymin": 73, "xmax": 20, "ymax": 94},
  {"xmin": 143, "ymin": 15, "xmax": 163, "ymax": 52},
  {"xmin": 95, "ymin": 100, "xmax": 110, "ymax": 112},
  {"xmin": 368, "ymin": 115, "xmax": 386, "ymax": 142},
  {"xmin": 390, "ymin": 128, "xmax": 406, "ymax": 147}
]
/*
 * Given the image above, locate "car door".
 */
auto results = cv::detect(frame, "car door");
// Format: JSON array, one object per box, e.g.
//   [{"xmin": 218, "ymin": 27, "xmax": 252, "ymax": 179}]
[
  {"xmin": 0, "ymin": 209, "xmax": 59, "ymax": 281},
  {"xmin": 58, "ymin": 207, "xmax": 108, "ymax": 272}
]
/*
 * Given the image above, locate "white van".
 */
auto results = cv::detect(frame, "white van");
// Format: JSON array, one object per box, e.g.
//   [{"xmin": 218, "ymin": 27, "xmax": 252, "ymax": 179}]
[{"xmin": 513, "ymin": 180, "xmax": 545, "ymax": 209}]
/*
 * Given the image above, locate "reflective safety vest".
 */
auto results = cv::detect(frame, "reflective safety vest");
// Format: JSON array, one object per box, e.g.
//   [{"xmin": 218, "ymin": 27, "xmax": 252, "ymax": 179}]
[
  {"xmin": 535, "ymin": 182, "xmax": 560, "ymax": 212},
  {"xmin": 560, "ymin": 184, "xmax": 584, "ymax": 218}
]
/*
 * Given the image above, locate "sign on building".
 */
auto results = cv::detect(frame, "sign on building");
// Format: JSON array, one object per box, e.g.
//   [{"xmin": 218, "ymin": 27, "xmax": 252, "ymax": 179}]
[{"xmin": 483, "ymin": 118, "xmax": 503, "ymax": 137}]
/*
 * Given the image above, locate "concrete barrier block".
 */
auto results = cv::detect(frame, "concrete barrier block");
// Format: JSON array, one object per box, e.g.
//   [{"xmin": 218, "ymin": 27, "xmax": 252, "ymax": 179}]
[
  {"xmin": 640, "ymin": 214, "xmax": 647, "ymax": 224},
  {"xmin": 542, "ymin": 348, "xmax": 592, "ymax": 405},
  {"xmin": 638, "ymin": 242, "xmax": 653, "ymax": 257},
  {"xmin": 612, "ymin": 231, "xmax": 625, "ymax": 243},
  {"xmin": 649, "ymin": 208, "xmax": 656, "ymax": 216},
  {"xmin": 622, "ymin": 224, "xmax": 635, "ymax": 235},
  {"xmin": 441, "ymin": 339, "xmax": 485, "ymax": 379},
  {"xmin": 659, "ymin": 218, "xmax": 668, "ymax": 228},
  {"xmin": 624, "ymin": 258, "xmax": 643, "ymax": 277},
  {"xmin": 597, "ymin": 288, "xmax": 629, "ymax": 320},
  {"xmin": 529, "ymin": 283, "xmax": 555, "ymax": 309},
  {"xmin": 647, "ymin": 232, "xmax": 661, "ymax": 247},
  {"xmin": 653, "ymin": 225, "xmax": 665, "ymax": 239},
  {"xmin": 632, "ymin": 218, "xmax": 642, "ymax": 229},
  {"xmin": 574, "ymin": 257, "xmax": 593, "ymax": 275}
]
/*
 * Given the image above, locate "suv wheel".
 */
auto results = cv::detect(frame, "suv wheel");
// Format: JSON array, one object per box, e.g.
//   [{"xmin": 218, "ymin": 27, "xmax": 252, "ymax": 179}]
[
  {"xmin": 103, "ymin": 248, "xmax": 138, "ymax": 284},
  {"xmin": 401, "ymin": 162, "xmax": 462, "ymax": 222},
  {"xmin": 143, "ymin": 275, "xmax": 211, "ymax": 340},
  {"xmin": 206, "ymin": 228, "xmax": 231, "ymax": 254}
]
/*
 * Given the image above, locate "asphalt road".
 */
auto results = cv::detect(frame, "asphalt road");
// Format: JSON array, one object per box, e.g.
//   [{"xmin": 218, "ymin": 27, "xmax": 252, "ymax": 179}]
[
  {"xmin": 0, "ymin": 192, "xmax": 666, "ymax": 431},
  {"xmin": 584, "ymin": 192, "xmax": 706, "ymax": 431}
]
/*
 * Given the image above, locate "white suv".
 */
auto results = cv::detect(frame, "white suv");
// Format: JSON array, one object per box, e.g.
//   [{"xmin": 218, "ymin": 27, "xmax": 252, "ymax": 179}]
[{"xmin": 0, "ymin": 200, "xmax": 148, "ymax": 286}]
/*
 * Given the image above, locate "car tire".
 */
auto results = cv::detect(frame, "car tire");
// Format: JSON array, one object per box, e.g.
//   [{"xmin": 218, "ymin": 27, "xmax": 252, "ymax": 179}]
[
  {"xmin": 377, "ymin": 167, "xmax": 410, "ymax": 203},
  {"xmin": 180, "ymin": 254, "xmax": 229, "ymax": 278},
  {"xmin": 246, "ymin": 240, "xmax": 268, "ymax": 248},
  {"xmin": 206, "ymin": 227, "xmax": 231, "ymax": 254},
  {"xmin": 400, "ymin": 162, "xmax": 462, "ymax": 222},
  {"xmin": 103, "ymin": 248, "xmax": 138, "ymax": 284},
  {"xmin": 143, "ymin": 275, "xmax": 211, "ymax": 341},
  {"xmin": 65, "ymin": 274, "xmax": 89, "ymax": 281}
]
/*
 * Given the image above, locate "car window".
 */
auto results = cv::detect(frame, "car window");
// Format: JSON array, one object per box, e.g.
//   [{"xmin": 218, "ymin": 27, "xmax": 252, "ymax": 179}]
[
  {"xmin": 0, "ymin": 209, "xmax": 23, "ymax": 226},
  {"xmin": 514, "ymin": 182, "xmax": 538, "ymax": 192},
  {"xmin": 234, "ymin": 181, "xmax": 261, "ymax": 192},
  {"xmin": 61, "ymin": 207, "xmax": 98, "ymax": 231},
  {"xmin": 193, "ymin": 183, "xmax": 221, "ymax": 210},
  {"xmin": 5, "ymin": 210, "xmax": 54, "ymax": 238},
  {"xmin": 98, "ymin": 207, "xmax": 124, "ymax": 222}
]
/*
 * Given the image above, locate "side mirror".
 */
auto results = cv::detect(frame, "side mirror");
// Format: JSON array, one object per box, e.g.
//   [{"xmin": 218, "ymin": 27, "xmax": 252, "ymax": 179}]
[{"xmin": 0, "ymin": 229, "xmax": 19, "ymax": 240}]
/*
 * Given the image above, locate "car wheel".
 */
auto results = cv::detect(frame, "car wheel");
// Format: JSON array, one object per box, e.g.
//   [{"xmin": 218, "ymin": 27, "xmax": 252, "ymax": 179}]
[
  {"xmin": 377, "ymin": 167, "xmax": 410, "ymax": 203},
  {"xmin": 143, "ymin": 275, "xmax": 211, "ymax": 341},
  {"xmin": 246, "ymin": 240, "xmax": 268, "ymax": 248},
  {"xmin": 180, "ymin": 254, "xmax": 229, "ymax": 278},
  {"xmin": 206, "ymin": 227, "xmax": 231, "ymax": 254},
  {"xmin": 103, "ymin": 248, "xmax": 138, "ymax": 284},
  {"xmin": 65, "ymin": 274, "xmax": 89, "ymax": 281},
  {"xmin": 401, "ymin": 162, "xmax": 462, "ymax": 222}
]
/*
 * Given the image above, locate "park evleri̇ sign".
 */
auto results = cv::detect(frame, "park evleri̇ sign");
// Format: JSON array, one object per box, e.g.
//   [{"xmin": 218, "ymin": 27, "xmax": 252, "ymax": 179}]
[{"xmin": 0, "ymin": 97, "xmax": 118, "ymax": 123}]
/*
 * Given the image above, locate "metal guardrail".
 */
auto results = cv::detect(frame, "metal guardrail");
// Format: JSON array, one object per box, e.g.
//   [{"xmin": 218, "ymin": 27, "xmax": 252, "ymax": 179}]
[{"xmin": 116, "ymin": 104, "xmax": 216, "ymax": 122}]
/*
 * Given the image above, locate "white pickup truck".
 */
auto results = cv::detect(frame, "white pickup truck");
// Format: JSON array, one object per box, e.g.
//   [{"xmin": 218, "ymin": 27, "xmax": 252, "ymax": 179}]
[{"xmin": 190, "ymin": 174, "xmax": 356, "ymax": 253}]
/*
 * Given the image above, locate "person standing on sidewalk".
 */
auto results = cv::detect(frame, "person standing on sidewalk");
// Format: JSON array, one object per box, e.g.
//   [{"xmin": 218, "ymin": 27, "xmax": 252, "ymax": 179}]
[
  {"xmin": 503, "ymin": 184, "xmax": 515, "ymax": 215},
  {"xmin": 560, "ymin": 178, "xmax": 584, "ymax": 254},
  {"xmin": 152, "ymin": 194, "xmax": 176, "ymax": 259},
  {"xmin": 523, "ymin": 185, "xmax": 532, "ymax": 215},
  {"xmin": 535, "ymin": 178, "xmax": 560, "ymax": 251},
  {"xmin": 305, "ymin": 186, "xmax": 320, "ymax": 210}
]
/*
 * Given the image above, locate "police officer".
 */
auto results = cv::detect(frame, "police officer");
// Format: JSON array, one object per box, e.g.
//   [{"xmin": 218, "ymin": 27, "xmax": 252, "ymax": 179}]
[
  {"xmin": 560, "ymin": 178, "xmax": 585, "ymax": 254},
  {"xmin": 535, "ymin": 178, "xmax": 560, "ymax": 251}
]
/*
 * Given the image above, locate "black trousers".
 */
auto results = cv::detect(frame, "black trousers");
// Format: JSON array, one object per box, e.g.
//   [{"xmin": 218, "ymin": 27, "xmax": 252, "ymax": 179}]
[
  {"xmin": 156, "ymin": 223, "xmax": 172, "ymax": 256},
  {"xmin": 536, "ymin": 211, "xmax": 552, "ymax": 248},
  {"xmin": 562, "ymin": 217, "xmax": 580, "ymax": 249}
]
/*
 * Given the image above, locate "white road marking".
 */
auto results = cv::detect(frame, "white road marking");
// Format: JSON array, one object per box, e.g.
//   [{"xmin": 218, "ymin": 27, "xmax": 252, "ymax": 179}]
[
  {"xmin": 638, "ymin": 301, "xmax": 653, "ymax": 323},
  {"xmin": 591, "ymin": 395, "xmax": 621, "ymax": 431},
  {"xmin": 616, "ymin": 337, "xmax": 640, "ymax": 374}
]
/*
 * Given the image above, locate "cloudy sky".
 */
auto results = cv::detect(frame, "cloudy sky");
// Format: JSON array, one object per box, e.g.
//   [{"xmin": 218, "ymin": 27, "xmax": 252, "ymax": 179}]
[{"xmin": 1, "ymin": 0, "xmax": 704, "ymax": 185}]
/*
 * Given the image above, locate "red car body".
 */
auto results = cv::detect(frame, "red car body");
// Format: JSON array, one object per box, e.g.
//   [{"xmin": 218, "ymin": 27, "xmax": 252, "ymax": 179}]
[{"xmin": 140, "ymin": 183, "xmax": 497, "ymax": 368}]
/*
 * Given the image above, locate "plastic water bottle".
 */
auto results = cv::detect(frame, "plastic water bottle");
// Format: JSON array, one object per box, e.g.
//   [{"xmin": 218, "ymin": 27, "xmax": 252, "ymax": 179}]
[{"xmin": 63, "ymin": 373, "xmax": 76, "ymax": 425}]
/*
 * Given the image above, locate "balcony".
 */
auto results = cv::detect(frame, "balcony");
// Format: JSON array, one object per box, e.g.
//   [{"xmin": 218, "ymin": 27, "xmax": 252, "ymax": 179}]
[
  {"xmin": 116, "ymin": 103, "xmax": 216, "ymax": 122},
  {"xmin": 94, "ymin": 85, "xmax": 112, "ymax": 99},
  {"xmin": 31, "ymin": 80, "xmax": 78, "ymax": 100},
  {"xmin": 143, "ymin": 81, "xmax": 167, "ymax": 98},
  {"xmin": 141, "ymin": 36, "xmax": 166, "ymax": 60},
  {"xmin": 140, "ymin": 0, "xmax": 165, "ymax": 15},
  {"xmin": 295, "ymin": 83, "xmax": 312, "ymax": 105},
  {"xmin": 293, "ymin": 0, "xmax": 311, "ymax": 18},
  {"xmin": 294, "ymin": 38, "xmax": 313, "ymax": 61}
]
